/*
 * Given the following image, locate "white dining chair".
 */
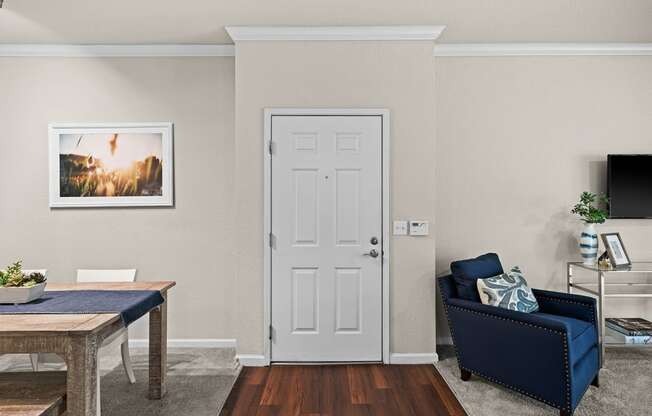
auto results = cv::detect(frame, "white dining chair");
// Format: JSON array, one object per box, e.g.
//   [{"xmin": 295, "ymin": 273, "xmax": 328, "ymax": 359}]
[
  {"xmin": 31, "ymin": 269, "xmax": 137, "ymax": 416},
  {"xmin": 76, "ymin": 269, "xmax": 138, "ymax": 384},
  {"xmin": 7, "ymin": 269, "xmax": 47, "ymax": 372}
]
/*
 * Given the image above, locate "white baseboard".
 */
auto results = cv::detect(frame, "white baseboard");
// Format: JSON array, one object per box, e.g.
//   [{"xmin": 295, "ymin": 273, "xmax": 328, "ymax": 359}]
[
  {"xmin": 123, "ymin": 340, "xmax": 440, "ymax": 367},
  {"xmin": 236, "ymin": 354, "xmax": 268, "ymax": 367},
  {"xmin": 437, "ymin": 336, "xmax": 453, "ymax": 345},
  {"xmin": 389, "ymin": 352, "xmax": 439, "ymax": 364},
  {"xmin": 129, "ymin": 338, "xmax": 237, "ymax": 349},
  {"xmin": 234, "ymin": 352, "xmax": 439, "ymax": 366}
]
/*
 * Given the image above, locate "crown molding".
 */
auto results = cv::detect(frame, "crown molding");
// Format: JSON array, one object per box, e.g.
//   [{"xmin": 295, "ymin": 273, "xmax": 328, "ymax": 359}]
[
  {"xmin": 225, "ymin": 26, "xmax": 446, "ymax": 42},
  {"xmin": 0, "ymin": 44, "xmax": 235, "ymax": 57},
  {"xmin": 2, "ymin": 41, "xmax": 649, "ymax": 58},
  {"xmin": 434, "ymin": 43, "xmax": 652, "ymax": 57}
]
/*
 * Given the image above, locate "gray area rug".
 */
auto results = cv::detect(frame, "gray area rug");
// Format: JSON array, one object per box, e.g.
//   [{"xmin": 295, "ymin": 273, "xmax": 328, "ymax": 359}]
[
  {"xmin": 435, "ymin": 346, "xmax": 652, "ymax": 416},
  {"xmin": 0, "ymin": 347, "xmax": 239, "ymax": 416}
]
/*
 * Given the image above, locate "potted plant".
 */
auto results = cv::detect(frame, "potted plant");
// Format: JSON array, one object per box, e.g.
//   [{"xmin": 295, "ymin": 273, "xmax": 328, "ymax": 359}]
[
  {"xmin": 571, "ymin": 192, "xmax": 609, "ymax": 265},
  {"xmin": 0, "ymin": 261, "xmax": 47, "ymax": 304}
]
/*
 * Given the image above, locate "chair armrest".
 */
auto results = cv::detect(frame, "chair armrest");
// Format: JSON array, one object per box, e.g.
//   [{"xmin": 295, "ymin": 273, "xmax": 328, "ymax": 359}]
[
  {"xmin": 437, "ymin": 274, "xmax": 457, "ymax": 303},
  {"xmin": 445, "ymin": 298, "xmax": 571, "ymax": 410},
  {"xmin": 532, "ymin": 289, "xmax": 597, "ymax": 325},
  {"xmin": 447, "ymin": 298, "xmax": 569, "ymax": 333}
]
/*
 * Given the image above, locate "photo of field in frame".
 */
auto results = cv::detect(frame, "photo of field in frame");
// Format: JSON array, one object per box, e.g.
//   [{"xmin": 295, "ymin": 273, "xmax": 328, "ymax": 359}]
[
  {"xmin": 59, "ymin": 132, "xmax": 163, "ymax": 198},
  {"xmin": 49, "ymin": 123, "xmax": 174, "ymax": 208}
]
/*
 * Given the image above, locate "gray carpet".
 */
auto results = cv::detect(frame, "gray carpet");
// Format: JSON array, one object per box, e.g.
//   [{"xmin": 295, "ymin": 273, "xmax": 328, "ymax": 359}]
[
  {"xmin": 0, "ymin": 347, "xmax": 239, "ymax": 416},
  {"xmin": 435, "ymin": 346, "xmax": 652, "ymax": 416}
]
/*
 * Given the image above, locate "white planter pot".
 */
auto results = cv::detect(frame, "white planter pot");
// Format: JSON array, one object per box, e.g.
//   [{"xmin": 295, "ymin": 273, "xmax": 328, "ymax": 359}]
[
  {"xmin": 580, "ymin": 223, "xmax": 599, "ymax": 266},
  {"xmin": 0, "ymin": 282, "xmax": 47, "ymax": 304}
]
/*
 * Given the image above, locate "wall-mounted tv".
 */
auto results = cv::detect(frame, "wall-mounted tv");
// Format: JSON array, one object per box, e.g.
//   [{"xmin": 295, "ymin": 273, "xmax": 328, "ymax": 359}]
[{"xmin": 608, "ymin": 154, "xmax": 652, "ymax": 219}]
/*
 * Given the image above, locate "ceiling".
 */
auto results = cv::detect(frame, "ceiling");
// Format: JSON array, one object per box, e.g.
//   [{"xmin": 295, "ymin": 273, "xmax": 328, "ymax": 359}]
[{"xmin": 1, "ymin": 0, "xmax": 651, "ymax": 44}]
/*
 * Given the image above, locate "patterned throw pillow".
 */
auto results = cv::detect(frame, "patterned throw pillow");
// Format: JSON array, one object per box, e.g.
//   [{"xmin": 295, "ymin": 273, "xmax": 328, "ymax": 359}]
[{"xmin": 476, "ymin": 266, "xmax": 539, "ymax": 313}]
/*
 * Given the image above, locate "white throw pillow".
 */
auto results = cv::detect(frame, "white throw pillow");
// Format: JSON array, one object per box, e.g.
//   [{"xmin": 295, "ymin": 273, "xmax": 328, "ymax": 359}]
[{"xmin": 476, "ymin": 266, "xmax": 539, "ymax": 313}]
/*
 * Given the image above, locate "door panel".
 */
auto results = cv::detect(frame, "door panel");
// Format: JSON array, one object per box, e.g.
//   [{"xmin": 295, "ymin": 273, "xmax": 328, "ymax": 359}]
[
  {"xmin": 335, "ymin": 267, "xmax": 362, "ymax": 333},
  {"xmin": 293, "ymin": 169, "xmax": 319, "ymax": 245},
  {"xmin": 291, "ymin": 268, "xmax": 319, "ymax": 333},
  {"xmin": 335, "ymin": 169, "xmax": 361, "ymax": 245},
  {"xmin": 271, "ymin": 115, "xmax": 383, "ymax": 362}
]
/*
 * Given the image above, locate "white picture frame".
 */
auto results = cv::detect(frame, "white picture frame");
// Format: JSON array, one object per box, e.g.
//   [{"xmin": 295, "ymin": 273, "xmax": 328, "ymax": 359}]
[{"xmin": 48, "ymin": 122, "xmax": 174, "ymax": 208}]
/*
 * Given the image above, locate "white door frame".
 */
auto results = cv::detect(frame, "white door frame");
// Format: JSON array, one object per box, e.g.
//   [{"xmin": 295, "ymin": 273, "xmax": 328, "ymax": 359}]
[{"xmin": 263, "ymin": 108, "xmax": 391, "ymax": 364}]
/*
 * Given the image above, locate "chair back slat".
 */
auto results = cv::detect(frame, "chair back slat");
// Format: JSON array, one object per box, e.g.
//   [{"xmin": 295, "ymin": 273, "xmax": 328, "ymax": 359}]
[{"xmin": 76, "ymin": 269, "xmax": 136, "ymax": 283}]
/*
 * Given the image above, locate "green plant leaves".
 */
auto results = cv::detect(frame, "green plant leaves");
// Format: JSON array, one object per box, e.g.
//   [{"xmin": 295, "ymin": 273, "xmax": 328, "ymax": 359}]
[
  {"xmin": 0, "ymin": 260, "xmax": 47, "ymax": 288},
  {"xmin": 571, "ymin": 192, "xmax": 609, "ymax": 224}
]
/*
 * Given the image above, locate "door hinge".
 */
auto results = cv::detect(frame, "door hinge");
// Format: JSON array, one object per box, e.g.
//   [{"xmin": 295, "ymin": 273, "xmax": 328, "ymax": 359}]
[
  {"xmin": 269, "ymin": 232, "xmax": 277, "ymax": 249},
  {"xmin": 268, "ymin": 141, "xmax": 276, "ymax": 155},
  {"xmin": 269, "ymin": 324, "xmax": 274, "ymax": 341}
]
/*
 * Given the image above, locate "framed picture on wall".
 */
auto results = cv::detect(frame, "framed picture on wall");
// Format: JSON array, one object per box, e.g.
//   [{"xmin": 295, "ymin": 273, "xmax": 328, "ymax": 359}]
[
  {"xmin": 600, "ymin": 232, "xmax": 632, "ymax": 268},
  {"xmin": 49, "ymin": 122, "xmax": 174, "ymax": 207}
]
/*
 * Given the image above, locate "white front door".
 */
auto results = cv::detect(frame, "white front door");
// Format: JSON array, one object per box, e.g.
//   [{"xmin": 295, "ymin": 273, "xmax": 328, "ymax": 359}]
[{"xmin": 271, "ymin": 115, "xmax": 383, "ymax": 362}]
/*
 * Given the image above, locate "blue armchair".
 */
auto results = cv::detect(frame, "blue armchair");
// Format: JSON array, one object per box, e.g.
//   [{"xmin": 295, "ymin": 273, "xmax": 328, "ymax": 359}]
[{"xmin": 439, "ymin": 255, "xmax": 600, "ymax": 416}]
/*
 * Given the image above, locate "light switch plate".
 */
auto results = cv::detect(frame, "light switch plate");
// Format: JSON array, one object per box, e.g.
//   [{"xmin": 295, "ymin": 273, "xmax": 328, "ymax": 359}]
[
  {"xmin": 393, "ymin": 220, "xmax": 408, "ymax": 236},
  {"xmin": 409, "ymin": 220, "xmax": 429, "ymax": 236}
]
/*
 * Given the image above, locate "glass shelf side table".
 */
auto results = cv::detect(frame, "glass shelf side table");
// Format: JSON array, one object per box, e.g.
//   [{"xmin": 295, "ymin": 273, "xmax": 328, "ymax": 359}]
[{"xmin": 567, "ymin": 261, "xmax": 652, "ymax": 367}]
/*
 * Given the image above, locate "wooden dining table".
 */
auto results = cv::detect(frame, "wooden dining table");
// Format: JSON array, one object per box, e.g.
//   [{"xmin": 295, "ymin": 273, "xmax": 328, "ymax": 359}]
[{"xmin": 0, "ymin": 281, "xmax": 175, "ymax": 416}]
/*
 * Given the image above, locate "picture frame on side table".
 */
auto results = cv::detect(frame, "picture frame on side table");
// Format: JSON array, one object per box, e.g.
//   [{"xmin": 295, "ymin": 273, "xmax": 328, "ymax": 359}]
[
  {"xmin": 48, "ymin": 122, "xmax": 174, "ymax": 208},
  {"xmin": 600, "ymin": 232, "xmax": 632, "ymax": 268}
]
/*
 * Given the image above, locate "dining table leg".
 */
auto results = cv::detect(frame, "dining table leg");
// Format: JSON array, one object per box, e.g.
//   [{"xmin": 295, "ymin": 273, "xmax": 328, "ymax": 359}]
[
  {"xmin": 149, "ymin": 293, "xmax": 168, "ymax": 399},
  {"xmin": 66, "ymin": 334, "xmax": 100, "ymax": 416}
]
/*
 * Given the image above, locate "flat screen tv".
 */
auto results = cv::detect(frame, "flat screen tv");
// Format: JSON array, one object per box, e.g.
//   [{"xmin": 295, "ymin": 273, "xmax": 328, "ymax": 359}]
[{"xmin": 608, "ymin": 154, "xmax": 652, "ymax": 218}]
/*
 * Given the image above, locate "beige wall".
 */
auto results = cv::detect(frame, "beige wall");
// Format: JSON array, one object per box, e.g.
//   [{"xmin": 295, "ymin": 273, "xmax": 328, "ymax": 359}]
[
  {"xmin": 2, "ymin": 51, "xmax": 651, "ymax": 353},
  {"xmin": 435, "ymin": 56, "xmax": 652, "ymax": 341},
  {"xmin": 0, "ymin": 57, "xmax": 237, "ymax": 340},
  {"xmin": 234, "ymin": 41, "xmax": 438, "ymax": 355}
]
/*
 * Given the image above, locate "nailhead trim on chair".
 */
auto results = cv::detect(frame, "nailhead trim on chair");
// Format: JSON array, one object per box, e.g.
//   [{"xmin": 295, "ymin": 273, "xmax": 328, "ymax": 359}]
[
  {"xmin": 458, "ymin": 365, "xmax": 563, "ymax": 409},
  {"xmin": 446, "ymin": 303, "xmax": 573, "ymax": 413},
  {"xmin": 536, "ymin": 292, "xmax": 598, "ymax": 412},
  {"xmin": 448, "ymin": 305, "xmax": 564, "ymax": 335},
  {"xmin": 536, "ymin": 295, "xmax": 597, "ymax": 325},
  {"xmin": 437, "ymin": 280, "xmax": 462, "ymax": 369},
  {"xmin": 562, "ymin": 332, "xmax": 571, "ymax": 413}
]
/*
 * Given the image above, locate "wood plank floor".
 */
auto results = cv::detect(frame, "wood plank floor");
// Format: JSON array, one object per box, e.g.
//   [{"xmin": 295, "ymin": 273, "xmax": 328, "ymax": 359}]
[{"xmin": 220, "ymin": 364, "xmax": 467, "ymax": 416}]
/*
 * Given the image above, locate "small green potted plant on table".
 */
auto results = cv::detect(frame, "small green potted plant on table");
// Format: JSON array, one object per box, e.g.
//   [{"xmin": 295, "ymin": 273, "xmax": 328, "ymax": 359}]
[
  {"xmin": 571, "ymin": 192, "xmax": 608, "ymax": 265},
  {"xmin": 0, "ymin": 261, "xmax": 47, "ymax": 304}
]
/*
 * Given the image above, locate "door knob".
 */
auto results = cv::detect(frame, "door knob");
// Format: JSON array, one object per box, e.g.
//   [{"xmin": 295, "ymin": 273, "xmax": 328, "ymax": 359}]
[{"xmin": 364, "ymin": 249, "xmax": 379, "ymax": 258}]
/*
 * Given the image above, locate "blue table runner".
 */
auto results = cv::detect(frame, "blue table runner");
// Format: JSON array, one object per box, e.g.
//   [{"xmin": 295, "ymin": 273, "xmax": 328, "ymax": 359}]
[{"xmin": 0, "ymin": 290, "xmax": 164, "ymax": 325}]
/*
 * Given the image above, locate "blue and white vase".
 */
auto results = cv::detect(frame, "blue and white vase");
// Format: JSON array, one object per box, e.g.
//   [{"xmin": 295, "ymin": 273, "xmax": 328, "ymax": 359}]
[{"xmin": 580, "ymin": 223, "xmax": 599, "ymax": 266}]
